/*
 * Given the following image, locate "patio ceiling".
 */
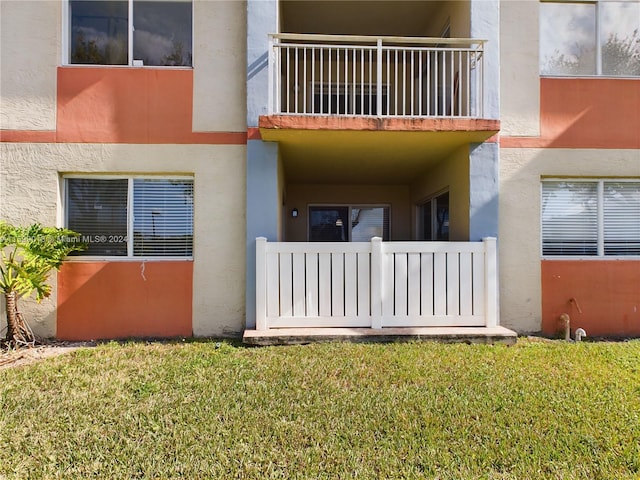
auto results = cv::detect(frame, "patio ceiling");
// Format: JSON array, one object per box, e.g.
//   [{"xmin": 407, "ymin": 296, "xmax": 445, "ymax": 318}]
[
  {"xmin": 260, "ymin": 116, "xmax": 499, "ymax": 184},
  {"xmin": 280, "ymin": 1, "xmax": 447, "ymax": 37},
  {"xmin": 264, "ymin": 130, "xmax": 497, "ymax": 185}
]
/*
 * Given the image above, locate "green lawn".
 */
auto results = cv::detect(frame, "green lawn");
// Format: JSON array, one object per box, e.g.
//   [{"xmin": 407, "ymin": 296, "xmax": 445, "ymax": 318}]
[{"xmin": 1, "ymin": 339, "xmax": 639, "ymax": 479}]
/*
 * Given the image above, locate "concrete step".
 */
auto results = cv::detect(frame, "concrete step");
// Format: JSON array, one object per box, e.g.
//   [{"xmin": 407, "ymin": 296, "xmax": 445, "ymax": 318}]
[{"xmin": 243, "ymin": 326, "xmax": 517, "ymax": 346}]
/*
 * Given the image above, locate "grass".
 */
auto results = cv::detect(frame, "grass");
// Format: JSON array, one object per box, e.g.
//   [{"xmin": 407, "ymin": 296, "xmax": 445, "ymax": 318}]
[{"xmin": 1, "ymin": 339, "xmax": 639, "ymax": 479}]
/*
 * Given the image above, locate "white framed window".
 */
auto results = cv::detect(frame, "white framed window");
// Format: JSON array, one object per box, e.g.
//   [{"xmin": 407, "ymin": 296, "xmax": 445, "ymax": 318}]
[
  {"xmin": 64, "ymin": 176, "xmax": 194, "ymax": 258},
  {"xmin": 64, "ymin": 0, "xmax": 193, "ymax": 67},
  {"xmin": 541, "ymin": 179, "xmax": 640, "ymax": 257},
  {"xmin": 308, "ymin": 205, "xmax": 390, "ymax": 242},
  {"xmin": 540, "ymin": 0, "xmax": 640, "ymax": 77}
]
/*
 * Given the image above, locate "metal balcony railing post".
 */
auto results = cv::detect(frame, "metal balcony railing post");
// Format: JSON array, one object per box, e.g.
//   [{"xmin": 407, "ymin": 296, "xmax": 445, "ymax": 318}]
[{"xmin": 376, "ymin": 38, "xmax": 383, "ymax": 117}]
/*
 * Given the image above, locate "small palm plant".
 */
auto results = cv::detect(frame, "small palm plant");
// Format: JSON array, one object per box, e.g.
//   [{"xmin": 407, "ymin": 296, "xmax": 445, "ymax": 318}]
[{"xmin": 0, "ymin": 222, "xmax": 85, "ymax": 348}]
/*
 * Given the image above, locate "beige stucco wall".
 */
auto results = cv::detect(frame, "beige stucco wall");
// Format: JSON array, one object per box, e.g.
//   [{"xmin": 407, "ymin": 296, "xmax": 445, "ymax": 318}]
[
  {"xmin": 500, "ymin": 0, "xmax": 540, "ymax": 136},
  {"xmin": 411, "ymin": 146, "xmax": 470, "ymax": 241},
  {"xmin": 499, "ymin": 148, "xmax": 640, "ymax": 333},
  {"xmin": 0, "ymin": 0, "xmax": 60, "ymax": 130},
  {"xmin": 192, "ymin": 0, "xmax": 247, "ymax": 132},
  {"xmin": 0, "ymin": 142, "xmax": 246, "ymax": 338},
  {"xmin": 284, "ymin": 184, "xmax": 412, "ymax": 242}
]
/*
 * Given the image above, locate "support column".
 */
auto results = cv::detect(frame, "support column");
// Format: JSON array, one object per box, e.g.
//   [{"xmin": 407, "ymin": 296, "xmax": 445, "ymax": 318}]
[
  {"xmin": 469, "ymin": 142, "xmax": 499, "ymax": 241},
  {"xmin": 245, "ymin": 0, "xmax": 280, "ymax": 329},
  {"xmin": 247, "ymin": 0, "xmax": 278, "ymax": 126},
  {"xmin": 246, "ymin": 140, "xmax": 280, "ymax": 329}
]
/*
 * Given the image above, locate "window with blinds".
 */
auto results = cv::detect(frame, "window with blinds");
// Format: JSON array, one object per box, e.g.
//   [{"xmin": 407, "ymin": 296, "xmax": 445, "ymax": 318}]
[
  {"xmin": 66, "ymin": 177, "xmax": 193, "ymax": 258},
  {"xmin": 604, "ymin": 182, "xmax": 640, "ymax": 255},
  {"xmin": 542, "ymin": 180, "xmax": 640, "ymax": 257}
]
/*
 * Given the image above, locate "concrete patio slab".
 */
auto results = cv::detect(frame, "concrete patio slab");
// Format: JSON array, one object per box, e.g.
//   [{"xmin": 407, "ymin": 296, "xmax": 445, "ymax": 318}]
[{"xmin": 243, "ymin": 326, "xmax": 517, "ymax": 346}]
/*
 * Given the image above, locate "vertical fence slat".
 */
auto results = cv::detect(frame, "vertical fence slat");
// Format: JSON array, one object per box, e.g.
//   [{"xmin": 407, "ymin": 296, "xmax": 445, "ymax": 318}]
[
  {"xmin": 472, "ymin": 250, "xmax": 485, "ymax": 317},
  {"xmin": 407, "ymin": 252, "xmax": 421, "ymax": 317},
  {"xmin": 420, "ymin": 252, "xmax": 434, "ymax": 316},
  {"xmin": 394, "ymin": 253, "xmax": 408, "ymax": 316},
  {"xmin": 332, "ymin": 253, "xmax": 345, "ymax": 316},
  {"xmin": 305, "ymin": 253, "xmax": 319, "ymax": 316},
  {"xmin": 357, "ymin": 251, "xmax": 370, "ymax": 319},
  {"xmin": 447, "ymin": 253, "xmax": 460, "ymax": 315},
  {"xmin": 318, "ymin": 252, "xmax": 331, "ymax": 316},
  {"xmin": 266, "ymin": 252, "xmax": 280, "ymax": 318},
  {"xmin": 433, "ymin": 252, "xmax": 446, "ymax": 315},
  {"xmin": 371, "ymin": 237, "xmax": 383, "ymax": 328},
  {"xmin": 382, "ymin": 247, "xmax": 394, "ymax": 319},
  {"xmin": 344, "ymin": 252, "xmax": 357, "ymax": 317},
  {"xmin": 279, "ymin": 253, "xmax": 293, "ymax": 317},
  {"xmin": 292, "ymin": 252, "xmax": 306, "ymax": 317},
  {"xmin": 459, "ymin": 252, "xmax": 473, "ymax": 316}
]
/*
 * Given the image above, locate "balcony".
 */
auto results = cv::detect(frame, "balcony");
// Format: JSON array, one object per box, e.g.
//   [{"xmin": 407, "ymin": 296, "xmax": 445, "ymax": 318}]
[
  {"xmin": 268, "ymin": 34, "xmax": 486, "ymax": 119},
  {"xmin": 243, "ymin": 237, "xmax": 517, "ymax": 345}
]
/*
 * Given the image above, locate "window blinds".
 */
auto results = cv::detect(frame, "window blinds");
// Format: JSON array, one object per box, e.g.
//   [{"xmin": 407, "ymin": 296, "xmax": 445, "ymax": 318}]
[
  {"xmin": 133, "ymin": 179, "xmax": 193, "ymax": 257},
  {"xmin": 542, "ymin": 181, "xmax": 640, "ymax": 256},
  {"xmin": 542, "ymin": 182, "xmax": 598, "ymax": 256}
]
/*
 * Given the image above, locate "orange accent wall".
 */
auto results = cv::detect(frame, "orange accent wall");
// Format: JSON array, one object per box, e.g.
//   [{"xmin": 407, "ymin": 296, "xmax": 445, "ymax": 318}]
[
  {"xmin": 56, "ymin": 67, "xmax": 246, "ymax": 144},
  {"xmin": 541, "ymin": 260, "xmax": 640, "ymax": 337},
  {"xmin": 57, "ymin": 261, "xmax": 193, "ymax": 340},
  {"xmin": 501, "ymin": 77, "xmax": 640, "ymax": 149},
  {"xmin": 0, "ymin": 130, "xmax": 57, "ymax": 143}
]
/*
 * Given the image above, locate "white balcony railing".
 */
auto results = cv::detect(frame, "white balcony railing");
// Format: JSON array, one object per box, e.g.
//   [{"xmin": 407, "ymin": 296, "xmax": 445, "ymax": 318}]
[
  {"xmin": 256, "ymin": 237, "xmax": 498, "ymax": 330},
  {"xmin": 268, "ymin": 34, "xmax": 485, "ymax": 118}
]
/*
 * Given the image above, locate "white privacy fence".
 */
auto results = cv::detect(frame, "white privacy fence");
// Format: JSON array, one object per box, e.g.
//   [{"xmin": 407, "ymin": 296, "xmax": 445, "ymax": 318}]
[
  {"xmin": 268, "ymin": 34, "xmax": 485, "ymax": 118},
  {"xmin": 256, "ymin": 237, "xmax": 498, "ymax": 330}
]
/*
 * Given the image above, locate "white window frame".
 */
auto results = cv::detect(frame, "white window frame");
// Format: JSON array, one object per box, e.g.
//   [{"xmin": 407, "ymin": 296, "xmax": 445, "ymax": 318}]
[
  {"xmin": 61, "ymin": 174, "xmax": 194, "ymax": 261},
  {"xmin": 540, "ymin": 0, "xmax": 640, "ymax": 78},
  {"xmin": 62, "ymin": 0, "xmax": 194, "ymax": 67},
  {"xmin": 417, "ymin": 189, "xmax": 450, "ymax": 241},
  {"xmin": 541, "ymin": 178, "xmax": 640, "ymax": 259}
]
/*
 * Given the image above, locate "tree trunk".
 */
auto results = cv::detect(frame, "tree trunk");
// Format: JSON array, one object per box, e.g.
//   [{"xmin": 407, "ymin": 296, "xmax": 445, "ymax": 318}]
[{"xmin": 5, "ymin": 291, "xmax": 19, "ymax": 343}]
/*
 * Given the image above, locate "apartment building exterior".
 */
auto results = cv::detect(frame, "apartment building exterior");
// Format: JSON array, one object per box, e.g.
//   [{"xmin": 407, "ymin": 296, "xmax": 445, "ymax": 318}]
[{"xmin": 0, "ymin": 0, "xmax": 638, "ymax": 341}]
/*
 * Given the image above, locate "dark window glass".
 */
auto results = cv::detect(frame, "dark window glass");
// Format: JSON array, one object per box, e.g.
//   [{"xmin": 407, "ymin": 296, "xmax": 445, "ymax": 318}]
[
  {"xmin": 421, "ymin": 192, "xmax": 449, "ymax": 241},
  {"xmin": 309, "ymin": 207, "xmax": 349, "ymax": 242},
  {"xmin": 133, "ymin": 1, "xmax": 192, "ymax": 66},
  {"xmin": 70, "ymin": 1, "xmax": 128, "ymax": 65},
  {"xmin": 67, "ymin": 178, "xmax": 128, "ymax": 255},
  {"xmin": 435, "ymin": 192, "xmax": 449, "ymax": 241},
  {"xmin": 309, "ymin": 206, "xmax": 390, "ymax": 242}
]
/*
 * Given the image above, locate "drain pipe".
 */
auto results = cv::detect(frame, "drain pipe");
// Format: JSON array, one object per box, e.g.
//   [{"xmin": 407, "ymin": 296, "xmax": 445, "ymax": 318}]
[
  {"xmin": 575, "ymin": 328, "xmax": 587, "ymax": 342},
  {"xmin": 569, "ymin": 297, "xmax": 583, "ymax": 314}
]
